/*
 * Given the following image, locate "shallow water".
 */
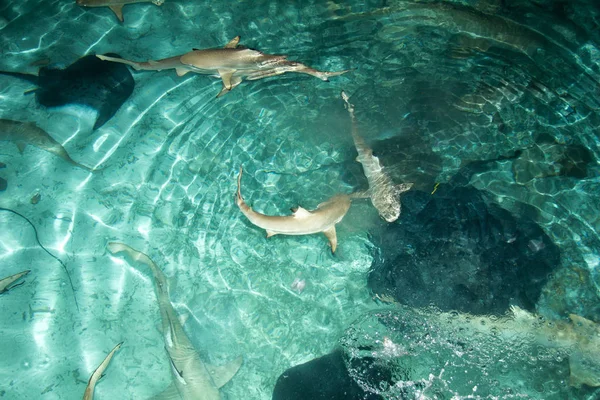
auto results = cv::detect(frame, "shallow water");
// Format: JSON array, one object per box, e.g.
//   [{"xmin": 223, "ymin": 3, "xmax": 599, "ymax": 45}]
[{"xmin": 1, "ymin": 0, "xmax": 600, "ymax": 399}]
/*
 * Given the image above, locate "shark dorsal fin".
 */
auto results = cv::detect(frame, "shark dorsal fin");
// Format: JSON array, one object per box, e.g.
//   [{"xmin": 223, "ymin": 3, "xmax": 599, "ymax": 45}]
[
  {"xmin": 208, "ymin": 356, "xmax": 243, "ymax": 388},
  {"xmin": 224, "ymin": 36, "xmax": 241, "ymax": 49},
  {"xmin": 293, "ymin": 206, "xmax": 312, "ymax": 218},
  {"xmin": 108, "ymin": 5, "xmax": 124, "ymax": 22}
]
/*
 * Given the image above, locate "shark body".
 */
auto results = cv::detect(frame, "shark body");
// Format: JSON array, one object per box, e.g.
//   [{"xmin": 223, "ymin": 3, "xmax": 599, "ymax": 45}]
[
  {"xmin": 236, "ymin": 167, "xmax": 351, "ymax": 253},
  {"xmin": 0, "ymin": 270, "xmax": 30, "ymax": 294},
  {"xmin": 0, "ymin": 119, "xmax": 94, "ymax": 171},
  {"xmin": 97, "ymin": 36, "xmax": 349, "ymax": 97},
  {"xmin": 341, "ymin": 91, "xmax": 412, "ymax": 222},
  {"xmin": 83, "ymin": 342, "xmax": 123, "ymax": 400},
  {"xmin": 76, "ymin": 0, "xmax": 164, "ymax": 22},
  {"xmin": 107, "ymin": 242, "xmax": 242, "ymax": 400},
  {"xmin": 434, "ymin": 305, "xmax": 600, "ymax": 388}
]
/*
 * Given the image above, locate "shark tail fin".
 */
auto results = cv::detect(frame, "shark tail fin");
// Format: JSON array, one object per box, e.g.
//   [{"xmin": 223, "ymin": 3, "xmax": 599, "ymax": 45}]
[{"xmin": 236, "ymin": 166, "xmax": 246, "ymax": 208}]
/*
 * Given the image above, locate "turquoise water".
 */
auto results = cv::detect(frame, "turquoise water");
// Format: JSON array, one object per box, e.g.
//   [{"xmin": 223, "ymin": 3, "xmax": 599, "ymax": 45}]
[{"xmin": 1, "ymin": 0, "xmax": 600, "ymax": 399}]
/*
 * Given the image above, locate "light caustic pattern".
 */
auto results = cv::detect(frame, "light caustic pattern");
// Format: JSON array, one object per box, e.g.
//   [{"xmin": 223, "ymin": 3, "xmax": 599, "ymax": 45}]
[{"xmin": 1, "ymin": 0, "xmax": 600, "ymax": 399}]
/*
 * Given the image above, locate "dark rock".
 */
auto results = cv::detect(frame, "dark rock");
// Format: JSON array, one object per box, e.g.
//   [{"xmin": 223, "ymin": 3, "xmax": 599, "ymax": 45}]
[
  {"xmin": 0, "ymin": 177, "xmax": 6, "ymax": 191},
  {"xmin": 368, "ymin": 184, "xmax": 560, "ymax": 315},
  {"xmin": 272, "ymin": 349, "xmax": 383, "ymax": 400}
]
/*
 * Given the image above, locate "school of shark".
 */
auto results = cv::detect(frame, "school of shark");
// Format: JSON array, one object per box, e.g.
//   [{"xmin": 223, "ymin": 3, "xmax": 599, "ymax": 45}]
[{"xmin": 1, "ymin": 0, "xmax": 600, "ymax": 399}]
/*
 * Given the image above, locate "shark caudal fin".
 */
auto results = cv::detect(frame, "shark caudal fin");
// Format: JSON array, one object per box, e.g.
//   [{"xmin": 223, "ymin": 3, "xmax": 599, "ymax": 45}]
[
  {"xmin": 83, "ymin": 342, "xmax": 123, "ymax": 400},
  {"xmin": 96, "ymin": 54, "xmax": 143, "ymax": 70},
  {"xmin": 0, "ymin": 270, "xmax": 31, "ymax": 294},
  {"xmin": 236, "ymin": 166, "xmax": 245, "ymax": 207}
]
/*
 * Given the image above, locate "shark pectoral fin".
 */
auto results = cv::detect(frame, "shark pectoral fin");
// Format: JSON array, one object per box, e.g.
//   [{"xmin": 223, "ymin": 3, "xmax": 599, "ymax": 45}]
[
  {"xmin": 224, "ymin": 36, "xmax": 241, "ymax": 48},
  {"xmin": 16, "ymin": 142, "xmax": 27, "ymax": 154},
  {"xmin": 108, "ymin": 5, "xmax": 124, "ymax": 22},
  {"xmin": 217, "ymin": 86, "xmax": 231, "ymax": 98},
  {"xmin": 219, "ymin": 70, "xmax": 236, "ymax": 90},
  {"xmin": 149, "ymin": 383, "xmax": 180, "ymax": 400},
  {"xmin": 568, "ymin": 352, "xmax": 600, "ymax": 387},
  {"xmin": 175, "ymin": 67, "xmax": 191, "ymax": 77},
  {"xmin": 209, "ymin": 356, "xmax": 243, "ymax": 388},
  {"xmin": 292, "ymin": 206, "xmax": 312, "ymax": 218},
  {"xmin": 266, "ymin": 230, "xmax": 277, "ymax": 238},
  {"xmin": 396, "ymin": 182, "xmax": 414, "ymax": 194},
  {"xmin": 323, "ymin": 226, "xmax": 338, "ymax": 253},
  {"xmin": 177, "ymin": 311, "xmax": 190, "ymax": 327}
]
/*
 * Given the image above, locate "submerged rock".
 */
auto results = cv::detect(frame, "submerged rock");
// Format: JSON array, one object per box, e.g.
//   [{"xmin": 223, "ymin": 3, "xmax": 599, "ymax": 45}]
[
  {"xmin": 368, "ymin": 183, "xmax": 560, "ymax": 315},
  {"xmin": 272, "ymin": 349, "xmax": 383, "ymax": 400},
  {"xmin": 0, "ymin": 177, "xmax": 6, "ymax": 191}
]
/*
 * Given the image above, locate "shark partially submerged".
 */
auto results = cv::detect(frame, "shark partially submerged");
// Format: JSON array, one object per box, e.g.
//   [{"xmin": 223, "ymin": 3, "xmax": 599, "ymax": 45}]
[
  {"xmin": 236, "ymin": 167, "xmax": 351, "ymax": 253},
  {"xmin": 107, "ymin": 242, "xmax": 242, "ymax": 400},
  {"xmin": 0, "ymin": 119, "xmax": 94, "ymax": 171},
  {"xmin": 0, "ymin": 270, "xmax": 30, "ymax": 294},
  {"xmin": 83, "ymin": 342, "xmax": 123, "ymax": 400},
  {"xmin": 97, "ymin": 36, "xmax": 349, "ymax": 97},
  {"xmin": 341, "ymin": 91, "xmax": 412, "ymax": 222},
  {"xmin": 76, "ymin": 0, "xmax": 164, "ymax": 23}
]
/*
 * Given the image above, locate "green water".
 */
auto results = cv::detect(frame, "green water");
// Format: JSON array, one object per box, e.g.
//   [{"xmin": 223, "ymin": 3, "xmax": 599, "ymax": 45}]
[{"xmin": 1, "ymin": 0, "xmax": 600, "ymax": 399}]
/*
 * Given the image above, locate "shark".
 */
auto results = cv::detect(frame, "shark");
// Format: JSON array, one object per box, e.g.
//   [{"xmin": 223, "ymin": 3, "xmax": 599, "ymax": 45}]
[
  {"xmin": 0, "ymin": 270, "xmax": 30, "ymax": 294},
  {"xmin": 341, "ymin": 91, "xmax": 412, "ymax": 223},
  {"xmin": 97, "ymin": 36, "xmax": 349, "ymax": 97},
  {"xmin": 0, "ymin": 119, "xmax": 94, "ymax": 171},
  {"xmin": 107, "ymin": 242, "xmax": 242, "ymax": 400},
  {"xmin": 428, "ymin": 305, "xmax": 600, "ymax": 388},
  {"xmin": 83, "ymin": 342, "xmax": 123, "ymax": 400},
  {"xmin": 76, "ymin": 0, "xmax": 164, "ymax": 23},
  {"xmin": 236, "ymin": 166, "xmax": 351, "ymax": 253}
]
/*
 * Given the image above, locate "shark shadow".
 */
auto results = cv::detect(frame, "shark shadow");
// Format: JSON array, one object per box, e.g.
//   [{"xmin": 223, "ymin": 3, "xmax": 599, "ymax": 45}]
[{"xmin": 0, "ymin": 54, "xmax": 134, "ymax": 130}]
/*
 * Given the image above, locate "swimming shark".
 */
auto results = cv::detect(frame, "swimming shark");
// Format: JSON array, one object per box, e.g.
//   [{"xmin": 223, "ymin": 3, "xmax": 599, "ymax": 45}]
[
  {"xmin": 341, "ymin": 91, "xmax": 412, "ymax": 222},
  {"xmin": 97, "ymin": 36, "xmax": 349, "ymax": 97},
  {"xmin": 107, "ymin": 242, "xmax": 242, "ymax": 400},
  {"xmin": 83, "ymin": 342, "xmax": 123, "ymax": 400},
  {"xmin": 0, "ymin": 270, "xmax": 30, "ymax": 294},
  {"xmin": 0, "ymin": 119, "xmax": 94, "ymax": 171},
  {"xmin": 76, "ymin": 0, "xmax": 164, "ymax": 23},
  {"xmin": 236, "ymin": 167, "xmax": 351, "ymax": 253},
  {"xmin": 429, "ymin": 305, "xmax": 600, "ymax": 388}
]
